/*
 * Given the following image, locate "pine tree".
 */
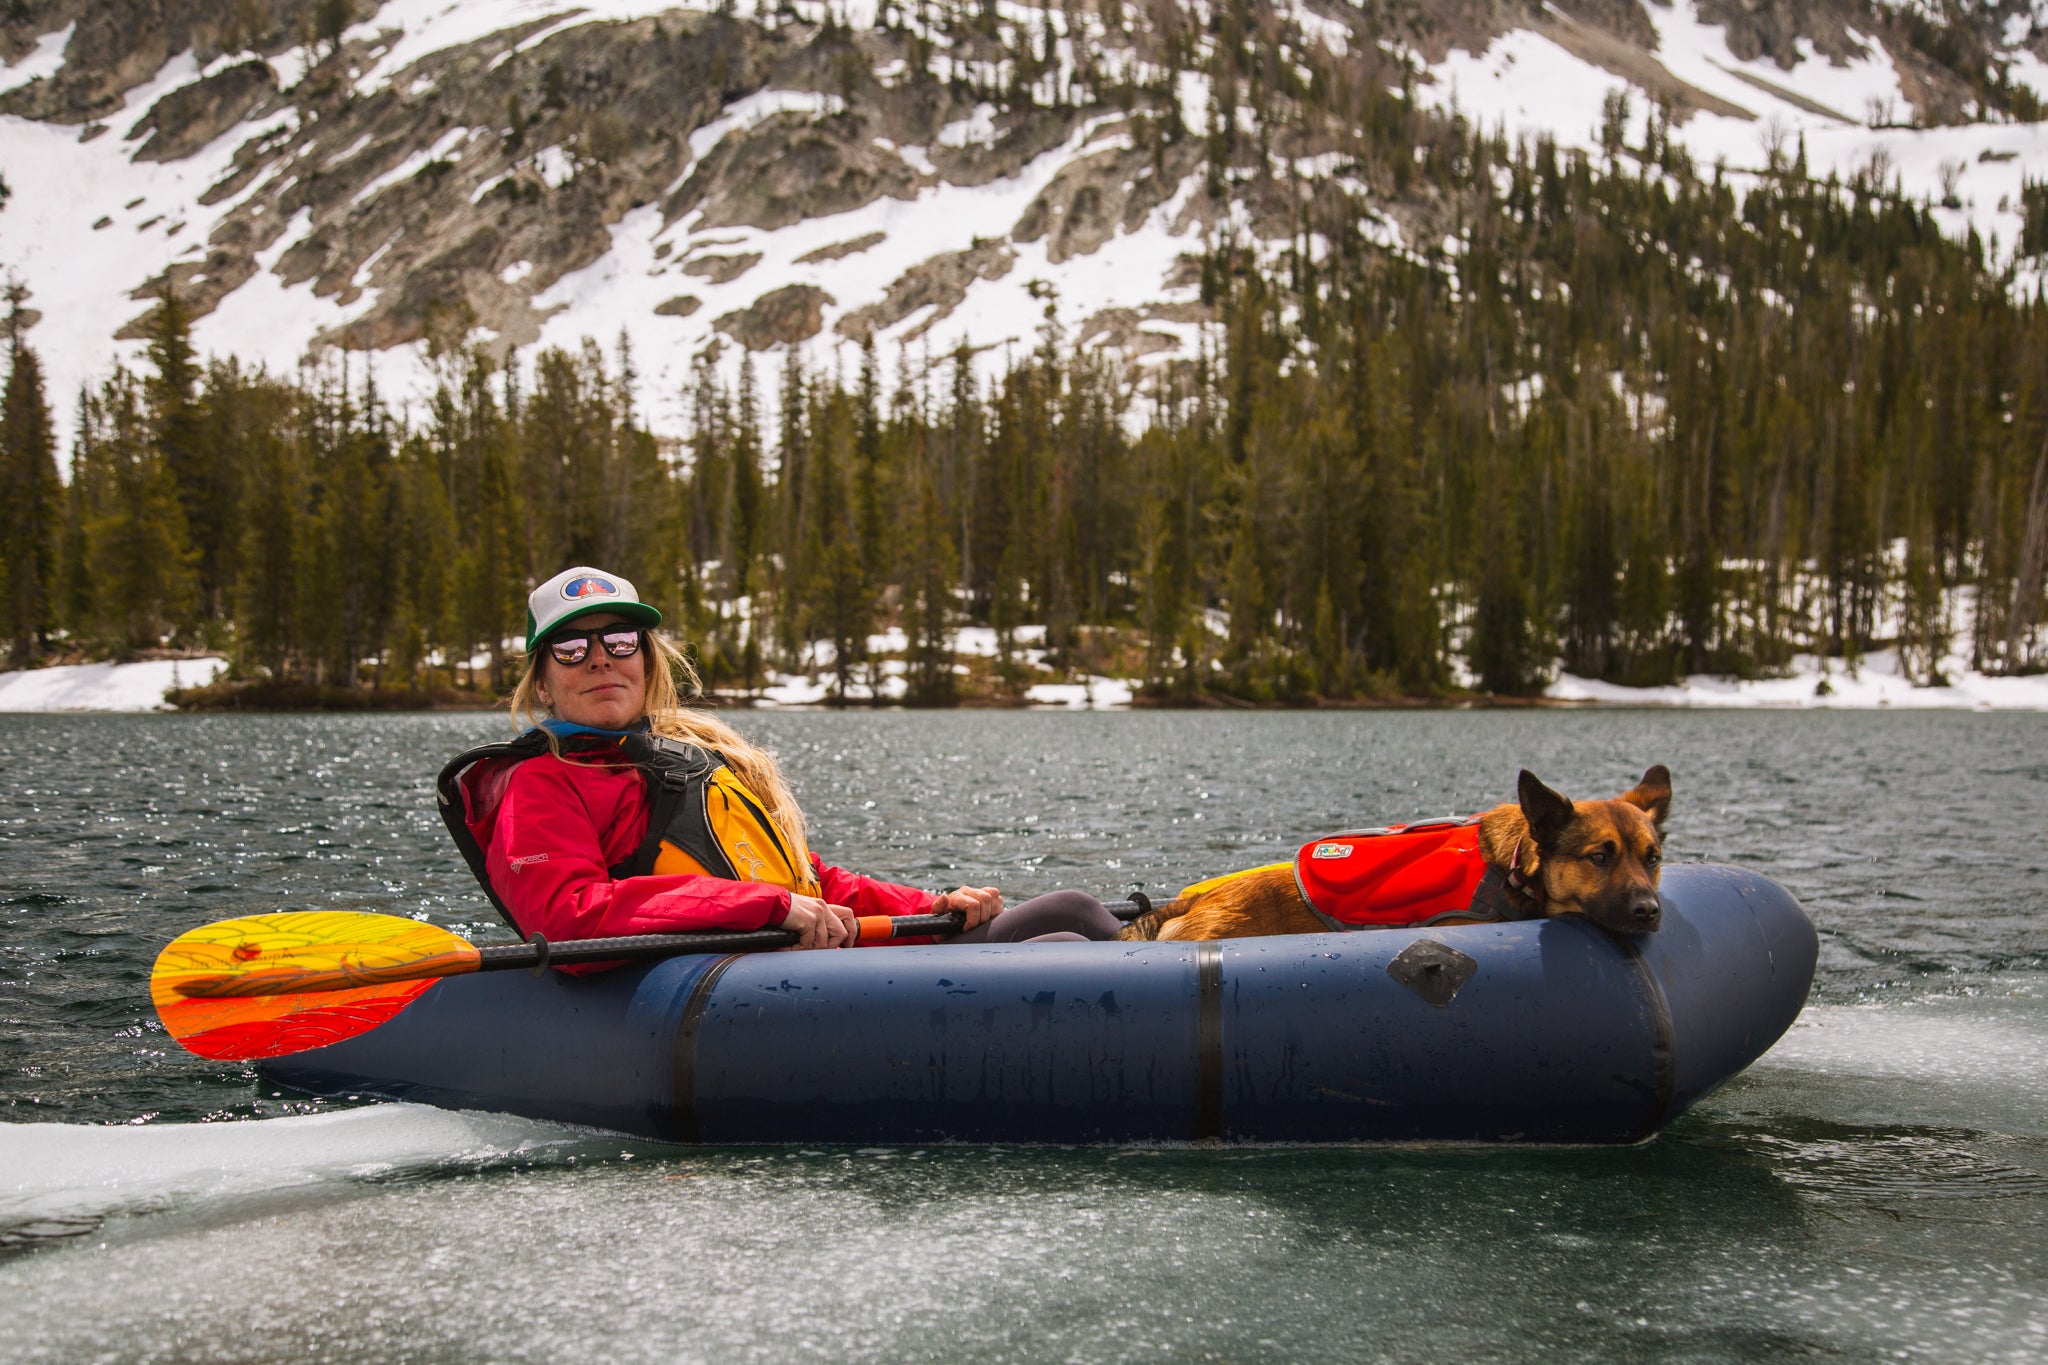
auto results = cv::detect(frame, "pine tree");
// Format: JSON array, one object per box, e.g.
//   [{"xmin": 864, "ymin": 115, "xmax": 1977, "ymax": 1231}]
[
  {"xmin": 901, "ymin": 458, "xmax": 960, "ymax": 705},
  {"xmin": 854, "ymin": 334, "xmax": 886, "ymax": 589},
  {"xmin": 0, "ymin": 309, "xmax": 60, "ymax": 664},
  {"xmin": 234, "ymin": 411, "xmax": 302, "ymax": 679},
  {"xmin": 144, "ymin": 285, "xmax": 231, "ymax": 627},
  {"xmin": 73, "ymin": 374, "xmax": 199, "ymax": 654}
]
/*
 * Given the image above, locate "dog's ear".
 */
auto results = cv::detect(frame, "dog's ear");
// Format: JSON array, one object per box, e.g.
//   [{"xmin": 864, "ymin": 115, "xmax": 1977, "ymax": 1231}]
[
  {"xmin": 1622, "ymin": 765, "xmax": 1672, "ymax": 829},
  {"xmin": 1517, "ymin": 770, "xmax": 1576, "ymax": 849}
]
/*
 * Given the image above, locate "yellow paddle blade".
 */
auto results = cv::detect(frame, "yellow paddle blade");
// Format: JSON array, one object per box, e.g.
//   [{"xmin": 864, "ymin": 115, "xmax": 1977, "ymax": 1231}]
[{"xmin": 151, "ymin": 912, "xmax": 483, "ymax": 1061}]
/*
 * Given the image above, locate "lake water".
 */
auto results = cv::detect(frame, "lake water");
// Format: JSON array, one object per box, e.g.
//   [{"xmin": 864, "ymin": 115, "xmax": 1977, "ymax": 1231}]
[{"xmin": 1, "ymin": 710, "xmax": 2044, "ymax": 1362}]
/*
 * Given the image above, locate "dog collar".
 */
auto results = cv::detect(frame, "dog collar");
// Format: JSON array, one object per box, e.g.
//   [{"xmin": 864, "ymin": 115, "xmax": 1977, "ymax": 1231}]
[{"xmin": 1504, "ymin": 837, "xmax": 1538, "ymax": 900}]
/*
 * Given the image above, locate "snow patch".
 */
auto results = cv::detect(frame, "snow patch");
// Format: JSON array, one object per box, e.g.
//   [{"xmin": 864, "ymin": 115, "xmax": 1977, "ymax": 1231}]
[
  {"xmin": 531, "ymin": 144, "xmax": 575, "ymax": 188},
  {"xmin": 0, "ymin": 47, "xmax": 272, "ymax": 451},
  {"xmin": 1025, "ymin": 678, "xmax": 1137, "ymax": 709},
  {"xmin": 937, "ymin": 103, "xmax": 998, "ymax": 148},
  {"xmin": 0, "ymin": 22, "xmax": 74, "ymax": 97},
  {"xmin": 690, "ymin": 89, "xmax": 846, "ymax": 164},
  {"xmin": 0, "ymin": 658, "xmax": 225, "ymax": 712},
  {"xmin": 1548, "ymin": 649, "xmax": 2048, "ymax": 710}
]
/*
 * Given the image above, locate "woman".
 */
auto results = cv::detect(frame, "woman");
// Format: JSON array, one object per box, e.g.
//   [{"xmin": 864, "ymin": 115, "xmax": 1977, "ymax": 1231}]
[{"xmin": 437, "ymin": 566, "xmax": 1126, "ymax": 957}]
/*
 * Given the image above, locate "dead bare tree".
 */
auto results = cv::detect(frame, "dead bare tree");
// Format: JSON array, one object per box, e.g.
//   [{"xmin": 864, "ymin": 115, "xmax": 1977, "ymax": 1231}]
[{"xmin": 2005, "ymin": 438, "xmax": 2048, "ymax": 672}]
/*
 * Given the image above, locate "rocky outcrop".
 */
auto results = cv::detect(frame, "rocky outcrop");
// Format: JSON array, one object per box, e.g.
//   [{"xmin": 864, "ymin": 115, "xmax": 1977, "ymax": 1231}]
[
  {"xmin": 1694, "ymin": 0, "xmax": 1873, "ymax": 71},
  {"xmin": 127, "ymin": 58, "xmax": 277, "ymax": 161},
  {"xmin": 796, "ymin": 231, "xmax": 884, "ymax": 264},
  {"xmin": 0, "ymin": 0, "xmax": 324, "ymax": 123},
  {"xmin": 668, "ymin": 110, "xmax": 924, "ymax": 232},
  {"xmin": 120, "ymin": 9, "xmax": 772, "ymax": 351},
  {"xmin": 1077, "ymin": 302, "xmax": 1210, "ymax": 356},
  {"xmin": 1012, "ymin": 132, "xmax": 1204, "ymax": 264},
  {"xmin": 836, "ymin": 240, "xmax": 1015, "ymax": 342},
  {"xmin": 716, "ymin": 284, "xmax": 832, "ymax": 349},
  {"xmin": 682, "ymin": 251, "xmax": 762, "ymax": 284}
]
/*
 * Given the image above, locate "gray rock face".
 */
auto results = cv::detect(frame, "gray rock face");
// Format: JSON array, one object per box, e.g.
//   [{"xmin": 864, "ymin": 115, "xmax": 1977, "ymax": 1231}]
[
  {"xmin": 670, "ymin": 111, "xmax": 924, "ymax": 232},
  {"xmin": 682, "ymin": 251, "xmax": 762, "ymax": 284},
  {"xmin": 717, "ymin": 284, "xmax": 833, "ymax": 349},
  {"xmin": 1, "ymin": 0, "xmax": 325, "ymax": 123},
  {"xmin": 836, "ymin": 241, "xmax": 1016, "ymax": 343},
  {"xmin": 128, "ymin": 58, "xmax": 277, "ymax": 162}
]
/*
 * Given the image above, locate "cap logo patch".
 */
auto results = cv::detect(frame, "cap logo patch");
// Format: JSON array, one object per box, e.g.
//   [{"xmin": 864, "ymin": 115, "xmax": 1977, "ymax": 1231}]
[{"xmin": 562, "ymin": 576, "xmax": 619, "ymax": 601}]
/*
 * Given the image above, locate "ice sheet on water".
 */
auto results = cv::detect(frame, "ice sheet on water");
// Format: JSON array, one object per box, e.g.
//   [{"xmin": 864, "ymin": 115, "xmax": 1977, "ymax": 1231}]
[
  {"xmin": 1710, "ymin": 979, "xmax": 2048, "ymax": 1138},
  {"xmin": 1763, "ymin": 998, "xmax": 2048, "ymax": 1084},
  {"xmin": 0, "ymin": 1104, "xmax": 609, "ymax": 1248}
]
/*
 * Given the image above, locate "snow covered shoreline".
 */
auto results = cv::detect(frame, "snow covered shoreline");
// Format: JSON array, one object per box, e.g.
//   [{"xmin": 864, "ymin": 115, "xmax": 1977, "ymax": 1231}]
[
  {"xmin": 1547, "ymin": 649, "xmax": 2048, "ymax": 711},
  {"xmin": 3, "ymin": 648, "xmax": 2044, "ymax": 713},
  {"xmin": 0, "ymin": 658, "xmax": 226, "ymax": 713}
]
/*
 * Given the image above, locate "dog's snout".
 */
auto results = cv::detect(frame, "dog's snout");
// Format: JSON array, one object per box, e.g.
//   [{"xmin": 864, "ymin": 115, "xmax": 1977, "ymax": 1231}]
[{"xmin": 1587, "ymin": 890, "xmax": 1662, "ymax": 935}]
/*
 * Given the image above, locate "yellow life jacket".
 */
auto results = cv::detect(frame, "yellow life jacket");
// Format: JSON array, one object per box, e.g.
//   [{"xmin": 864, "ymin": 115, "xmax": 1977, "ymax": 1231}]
[{"xmin": 633, "ymin": 738, "xmax": 822, "ymax": 897}]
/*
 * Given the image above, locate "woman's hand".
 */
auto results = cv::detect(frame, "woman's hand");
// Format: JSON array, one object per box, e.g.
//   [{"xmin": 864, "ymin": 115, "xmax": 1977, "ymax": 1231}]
[
  {"xmin": 934, "ymin": 886, "xmax": 1003, "ymax": 932},
  {"xmin": 782, "ymin": 894, "xmax": 857, "ymax": 950}
]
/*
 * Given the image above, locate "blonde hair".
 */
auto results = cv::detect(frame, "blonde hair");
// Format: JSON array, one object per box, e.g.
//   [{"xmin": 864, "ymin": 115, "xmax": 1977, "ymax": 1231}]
[{"xmin": 508, "ymin": 629, "xmax": 812, "ymax": 866}]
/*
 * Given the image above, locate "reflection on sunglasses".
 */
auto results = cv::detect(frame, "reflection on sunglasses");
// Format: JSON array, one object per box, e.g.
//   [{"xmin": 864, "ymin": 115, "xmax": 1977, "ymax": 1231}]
[{"xmin": 546, "ymin": 628, "xmax": 643, "ymax": 666}]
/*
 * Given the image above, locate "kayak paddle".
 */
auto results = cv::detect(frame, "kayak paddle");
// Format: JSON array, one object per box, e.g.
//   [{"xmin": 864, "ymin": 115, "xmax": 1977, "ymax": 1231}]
[{"xmin": 150, "ymin": 908, "xmax": 969, "ymax": 1063}]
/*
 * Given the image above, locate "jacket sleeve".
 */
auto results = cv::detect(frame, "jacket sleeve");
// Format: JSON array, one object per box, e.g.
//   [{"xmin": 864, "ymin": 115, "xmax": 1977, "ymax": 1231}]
[
  {"xmin": 486, "ymin": 760, "xmax": 792, "ymax": 943},
  {"xmin": 813, "ymin": 855, "xmax": 941, "ymax": 917}
]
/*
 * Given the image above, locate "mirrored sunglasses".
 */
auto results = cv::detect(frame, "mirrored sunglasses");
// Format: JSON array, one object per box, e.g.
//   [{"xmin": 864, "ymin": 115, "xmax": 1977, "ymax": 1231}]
[{"xmin": 545, "ymin": 627, "xmax": 643, "ymax": 667}]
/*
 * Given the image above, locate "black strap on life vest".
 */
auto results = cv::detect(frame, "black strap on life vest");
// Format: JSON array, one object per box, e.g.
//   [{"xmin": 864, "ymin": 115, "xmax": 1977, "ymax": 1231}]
[{"xmin": 610, "ymin": 733, "xmax": 737, "ymax": 881}]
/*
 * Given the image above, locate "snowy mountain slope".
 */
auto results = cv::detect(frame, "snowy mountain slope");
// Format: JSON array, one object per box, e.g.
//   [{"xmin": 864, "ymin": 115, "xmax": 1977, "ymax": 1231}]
[
  {"xmin": 3, "ymin": 0, "xmax": 2048, "ymax": 447},
  {"xmin": 1419, "ymin": 1, "xmax": 2048, "ymax": 257}
]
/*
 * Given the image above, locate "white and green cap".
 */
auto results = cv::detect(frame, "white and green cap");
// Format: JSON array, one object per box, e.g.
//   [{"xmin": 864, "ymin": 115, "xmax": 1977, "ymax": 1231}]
[{"xmin": 526, "ymin": 566, "xmax": 663, "ymax": 653}]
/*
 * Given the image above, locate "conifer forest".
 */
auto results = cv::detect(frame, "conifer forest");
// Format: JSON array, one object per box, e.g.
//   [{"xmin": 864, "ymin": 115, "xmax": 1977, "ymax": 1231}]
[{"xmin": 4, "ymin": 6, "xmax": 2048, "ymax": 704}]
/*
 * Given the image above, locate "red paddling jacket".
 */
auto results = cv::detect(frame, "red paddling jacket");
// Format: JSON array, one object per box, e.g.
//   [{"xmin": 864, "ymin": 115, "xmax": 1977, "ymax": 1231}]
[{"xmin": 437, "ymin": 727, "xmax": 937, "ymax": 951}]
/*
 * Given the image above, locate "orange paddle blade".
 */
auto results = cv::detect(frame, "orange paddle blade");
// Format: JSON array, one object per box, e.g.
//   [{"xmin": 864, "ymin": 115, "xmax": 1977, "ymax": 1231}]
[{"xmin": 151, "ymin": 913, "xmax": 483, "ymax": 1061}]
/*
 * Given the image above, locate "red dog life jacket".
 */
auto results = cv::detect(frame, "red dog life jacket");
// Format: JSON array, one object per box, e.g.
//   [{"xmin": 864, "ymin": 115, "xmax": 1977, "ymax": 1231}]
[{"xmin": 1292, "ymin": 817, "xmax": 1489, "ymax": 930}]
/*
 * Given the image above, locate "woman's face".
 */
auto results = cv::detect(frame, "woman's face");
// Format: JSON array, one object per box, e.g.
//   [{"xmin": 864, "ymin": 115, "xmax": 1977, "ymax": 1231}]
[{"xmin": 536, "ymin": 611, "xmax": 649, "ymax": 730}]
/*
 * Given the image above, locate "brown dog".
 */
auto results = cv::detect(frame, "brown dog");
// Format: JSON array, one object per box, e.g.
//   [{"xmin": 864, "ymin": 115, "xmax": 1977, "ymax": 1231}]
[{"xmin": 1120, "ymin": 766, "xmax": 1672, "ymax": 941}]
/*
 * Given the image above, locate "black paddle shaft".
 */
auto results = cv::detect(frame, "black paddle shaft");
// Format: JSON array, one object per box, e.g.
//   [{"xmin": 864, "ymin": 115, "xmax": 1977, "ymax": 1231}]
[{"xmin": 471, "ymin": 898, "xmax": 1152, "ymax": 972}]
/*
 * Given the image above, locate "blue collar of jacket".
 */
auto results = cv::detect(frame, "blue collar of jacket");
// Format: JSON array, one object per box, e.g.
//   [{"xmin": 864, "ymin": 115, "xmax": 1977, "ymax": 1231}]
[{"xmin": 537, "ymin": 719, "xmax": 651, "ymax": 741}]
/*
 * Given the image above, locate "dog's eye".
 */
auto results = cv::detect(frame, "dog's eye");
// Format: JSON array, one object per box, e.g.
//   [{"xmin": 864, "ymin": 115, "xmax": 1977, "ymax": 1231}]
[
  {"xmin": 1586, "ymin": 849, "xmax": 1610, "ymax": 867},
  {"xmin": 1645, "ymin": 849, "xmax": 1661, "ymax": 867}
]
